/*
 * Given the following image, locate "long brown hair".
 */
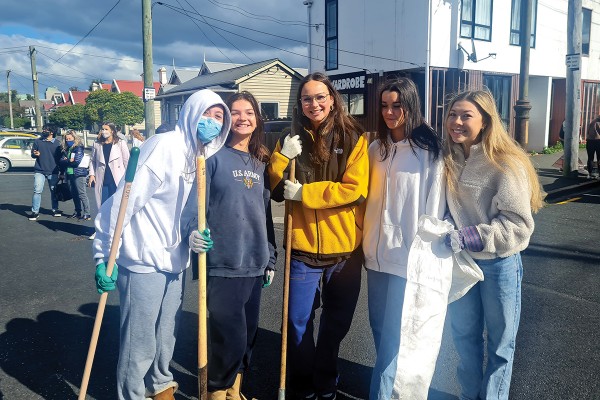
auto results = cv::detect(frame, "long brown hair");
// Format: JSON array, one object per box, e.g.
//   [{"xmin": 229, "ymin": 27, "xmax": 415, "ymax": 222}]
[
  {"xmin": 376, "ymin": 77, "xmax": 441, "ymax": 161},
  {"xmin": 97, "ymin": 122, "xmax": 119, "ymax": 144},
  {"xmin": 443, "ymin": 90, "xmax": 544, "ymax": 212},
  {"xmin": 292, "ymin": 72, "xmax": 363, "ymax": 165},
  {"xmin": 226, "ymin": 91, "xmax": 270, "ymax": 163}
]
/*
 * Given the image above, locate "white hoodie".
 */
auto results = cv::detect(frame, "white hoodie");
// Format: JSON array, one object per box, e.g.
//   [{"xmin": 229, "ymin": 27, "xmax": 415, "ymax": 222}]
[
  {"xmin": 362, "ymin": 138, "xmax": 446, "ymax": 278},
  {"xmin": 93, "ymin": 89, "xmax": 231, "ymax": 274}
]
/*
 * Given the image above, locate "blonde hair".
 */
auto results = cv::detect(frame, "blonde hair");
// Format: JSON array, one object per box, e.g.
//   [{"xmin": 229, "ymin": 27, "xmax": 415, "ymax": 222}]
[
  {"xmin": 131, "ymin": 129, "xmax": 145, "ymax": 142},
  {"xmin": 62, "ymin": 130, "xmax": 83, "ymax": 151},
  {"xmin": 443, "ymin": 90, "xmax": 544, "ymax": 212}
]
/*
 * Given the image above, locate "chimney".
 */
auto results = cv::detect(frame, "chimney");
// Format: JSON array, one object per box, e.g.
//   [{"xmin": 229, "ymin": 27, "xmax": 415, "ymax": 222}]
[{"xmin": 158, "ymin": 67, "xmax": 167, "ymax": 85}]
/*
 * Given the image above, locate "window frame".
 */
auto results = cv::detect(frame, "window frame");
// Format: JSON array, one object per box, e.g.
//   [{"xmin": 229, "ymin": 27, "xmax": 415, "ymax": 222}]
[
  {"xmin": 325, "ymin": 0, "xmax": 338, "ymax": 70},
  {"xmin": 460, "ymin": 0, "xmax": 494, "ymax": 42},
  {"xmin": 509, "ymin": 0, "xmax": 537, "ymax": 48}
]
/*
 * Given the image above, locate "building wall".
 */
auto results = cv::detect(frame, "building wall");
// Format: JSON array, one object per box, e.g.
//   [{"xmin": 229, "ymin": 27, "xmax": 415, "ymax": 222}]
[
  {"xmin": 308, "ymin": 0, "xmax": 429, "ymax": 75},
  {"xmin": 239, "ymin": 67, "xmax": 301, "ymax": 118},
  {"xmin": 431, "ymin": 0, "xmax": 600, "ymax": 80}
]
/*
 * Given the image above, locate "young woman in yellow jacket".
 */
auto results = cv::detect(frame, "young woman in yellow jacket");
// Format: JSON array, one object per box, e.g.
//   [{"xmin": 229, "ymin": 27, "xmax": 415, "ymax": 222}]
[{"xmin": 269, "ymin": 72, "xmax": 369, "ymax": 400}]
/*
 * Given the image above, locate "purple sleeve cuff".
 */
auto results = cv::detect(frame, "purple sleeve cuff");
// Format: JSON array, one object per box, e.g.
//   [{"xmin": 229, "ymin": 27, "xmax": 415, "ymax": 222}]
[{"xmin": 459, "ymin": 226, "xmax": 484, "ymax": 252}]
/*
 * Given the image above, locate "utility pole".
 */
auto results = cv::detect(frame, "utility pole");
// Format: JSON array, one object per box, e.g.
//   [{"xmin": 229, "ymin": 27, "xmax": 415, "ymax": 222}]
[
  {"xmin": 29, "ymin": 46, "xmax": 43, "ymax": 131},
  {"xmin": 564, "ymin": 0, "xmax": 582, "ymax": 176},
  {"xmin": 6, "ymin": 70, "xmax": 14, "ymax": 129},
  {"xmin": 142, "ymin": 0, "xmax": 156, "ymax": 137},
  {"xmin": 514, "ymin": 0, "xmax": 533, "ymax": 148}
]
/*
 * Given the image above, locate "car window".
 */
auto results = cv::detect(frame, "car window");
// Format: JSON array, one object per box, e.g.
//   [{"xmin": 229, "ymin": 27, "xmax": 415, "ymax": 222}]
[{"xmin": 2, "ymin": 139, "xmax": 22, "ymax": 149}]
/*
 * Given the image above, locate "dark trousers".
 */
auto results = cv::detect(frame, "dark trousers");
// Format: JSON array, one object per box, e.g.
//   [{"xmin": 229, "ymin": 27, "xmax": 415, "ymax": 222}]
[
  {"xmin": 587, "ymin": 139, "xmax": 600, "ymax": 175},
  {"xmin": 207, "ymin": 275, "xmax": 263, "ymax": 391},
  {"xmin": 287, "ymin": 248, "xmax": 362, "ymax": 395}
]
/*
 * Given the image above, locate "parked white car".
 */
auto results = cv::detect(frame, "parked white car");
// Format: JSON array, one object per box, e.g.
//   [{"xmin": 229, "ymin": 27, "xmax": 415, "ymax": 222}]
[{"xmin": 0, "ymin": 136, "xmax": 36, "ymax": 173}]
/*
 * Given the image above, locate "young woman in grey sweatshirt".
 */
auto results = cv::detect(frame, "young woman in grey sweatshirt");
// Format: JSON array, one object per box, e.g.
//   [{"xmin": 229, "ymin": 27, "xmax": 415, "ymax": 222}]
[{"xmin": 443, "ymin": 90, "xmax": 543, "ymax": 400}]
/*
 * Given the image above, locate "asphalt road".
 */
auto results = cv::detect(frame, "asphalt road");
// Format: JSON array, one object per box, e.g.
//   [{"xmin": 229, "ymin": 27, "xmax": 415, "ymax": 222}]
[{"xmin": 0, "ymin": 170, "xmax": 598, "ymax": 399}]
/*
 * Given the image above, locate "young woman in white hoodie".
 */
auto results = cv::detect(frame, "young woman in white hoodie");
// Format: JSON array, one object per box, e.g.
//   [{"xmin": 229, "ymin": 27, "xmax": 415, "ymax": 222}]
[
  {"xmin": 362, "ymin": 78, "xmax": 445, "ymax": 399},
  {"xmin": 92, "ymin": 89, "xmax": 231, "ymax": 400}
]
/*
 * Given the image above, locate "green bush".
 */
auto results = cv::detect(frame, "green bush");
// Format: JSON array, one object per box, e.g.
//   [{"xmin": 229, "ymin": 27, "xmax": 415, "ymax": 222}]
[{"xmin": 542, "ymin": 141, "xmax": 563, "ymax": 154}]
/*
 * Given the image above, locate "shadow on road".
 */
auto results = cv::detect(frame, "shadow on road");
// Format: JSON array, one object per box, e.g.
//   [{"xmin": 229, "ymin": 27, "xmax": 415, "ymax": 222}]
[
  {"xmin": 0, "ymin": 303, "xmax": 120, "ymax": 399},
  {"xmin": 0, "ymin": 203, "xmax": 31, "ymax": 218}
]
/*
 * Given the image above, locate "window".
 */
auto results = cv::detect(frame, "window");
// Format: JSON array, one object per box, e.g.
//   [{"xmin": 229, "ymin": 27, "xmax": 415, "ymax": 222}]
[
  {"xmin": 510, "ymin": 0, "xmax": 537, "ymax": 47},
  {"xmin": 483, "ymin": 75, "xmax": 512, "ymax": 129},
  {"xmin": 583, "ymin": 8, "xmax": 592, "ymax": 56},
  {"xmin": 174, "ymin": 104, "xmax": 182, "ymax": 122},
  {"xmin": 460, "ymin": 0, "xmax": 493, "ymax": 41},
  {"xmin": 260, "ymin": 102, "xmax": 279, "ymax": 120},
  {"xmin": 340, "ymin": 93, "xmax": 365, "ymax": 115},
  {"xmin": 325, "ymin": 0, "xmax": 338, "ymax": 70}
]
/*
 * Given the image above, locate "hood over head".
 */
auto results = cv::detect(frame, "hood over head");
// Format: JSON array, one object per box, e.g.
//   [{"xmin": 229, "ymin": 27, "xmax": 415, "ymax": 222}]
[{"xmin": 176, "ymin": 89, "xmax": 231, "ymax": 160}]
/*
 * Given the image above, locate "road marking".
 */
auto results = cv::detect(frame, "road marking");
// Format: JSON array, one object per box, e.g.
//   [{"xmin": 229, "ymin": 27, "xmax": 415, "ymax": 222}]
[{"xmin": 556, "ymin": 197, "xmax": 581, "ymax": 204}]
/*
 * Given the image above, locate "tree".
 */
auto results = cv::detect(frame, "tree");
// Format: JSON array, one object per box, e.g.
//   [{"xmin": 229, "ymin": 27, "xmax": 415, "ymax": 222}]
[
  {"xmin": 49, "ymin": 104, "xmax": 85, "ymax": 130},
  {"xmin": 84, "ymin": 90, "xmax": 144, "ymax": 128}
]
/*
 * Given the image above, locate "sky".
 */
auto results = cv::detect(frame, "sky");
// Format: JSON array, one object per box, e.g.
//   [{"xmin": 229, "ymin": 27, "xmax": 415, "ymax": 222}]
[{"xmin": 0, "ymin": 0, "xmax": 311, "ymax": 95}]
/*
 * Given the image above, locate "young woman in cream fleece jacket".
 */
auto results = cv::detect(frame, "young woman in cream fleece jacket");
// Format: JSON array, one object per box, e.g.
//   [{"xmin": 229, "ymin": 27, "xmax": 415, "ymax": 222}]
[
  {"xmin": 443, "ymin": 90, "xmax": 543, "ymax": 400},
  {"xmin": 362, "ymin": 78, "xmax": 444, "ymax": 399}
]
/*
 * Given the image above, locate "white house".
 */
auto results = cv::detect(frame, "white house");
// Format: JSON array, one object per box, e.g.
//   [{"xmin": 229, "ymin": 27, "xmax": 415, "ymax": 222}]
[{"xmin": 304, "ymin": 0, "xmax": 600, "ymax": 151}]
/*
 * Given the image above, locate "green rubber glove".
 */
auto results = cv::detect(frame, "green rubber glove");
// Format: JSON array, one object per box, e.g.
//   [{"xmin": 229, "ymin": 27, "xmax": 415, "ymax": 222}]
[
  {"xmin": 95, "ymin": 262, "xmax": 118, "ymax": 294},
  {"xmin": 262, "ymin": 268, "xmax": 275, "ymax": 288}
]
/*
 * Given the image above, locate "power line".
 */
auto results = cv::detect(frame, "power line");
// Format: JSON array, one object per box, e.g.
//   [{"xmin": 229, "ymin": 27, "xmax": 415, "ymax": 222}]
[
  {"xmin": 198, "ymin": 0, "xmax": 312, "ymax": 26},
  {"xmin": 159, "ymin": 3, "xmax": 422, "ymax": 68},
  {"xmin": 54, "ymin": 0, "xmax": 122, "ymax": 63},
  {"xmin": 182, "ymin": 0, "xmax": 254, "ymax": 62},
  {"xmin": 160, "ymin": 3, "xmax": 423, "ymax": 69},
  {"xmin": 36, "ymin": 50, "xmax": 109, "ymax": 80},
  {"xmin": 170, "ymin": 0, "xmax": 235, "ymax": 63}
]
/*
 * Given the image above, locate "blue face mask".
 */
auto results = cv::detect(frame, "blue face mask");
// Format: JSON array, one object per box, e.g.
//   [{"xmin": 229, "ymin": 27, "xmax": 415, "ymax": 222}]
[
  {"xmin": 197, "ymin": 116, "xmax": 223, "ymax": 145},
  {"xmin": 66, "ymin": 140, "xmax": 74, "ymax": 147}
]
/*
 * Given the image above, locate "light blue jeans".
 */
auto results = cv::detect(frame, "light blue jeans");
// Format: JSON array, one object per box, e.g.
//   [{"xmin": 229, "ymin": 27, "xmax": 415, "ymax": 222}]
[
  {"xmin": 367, "ymin": 269, "xmax": 407, "ymax": 400},
  {"xmin": 448, "ymin": 253, "xmax": 523, "ymax": 400},
  {"xmin": 32, "ymin": 172, "xmax": 58, "ymax": 213}
]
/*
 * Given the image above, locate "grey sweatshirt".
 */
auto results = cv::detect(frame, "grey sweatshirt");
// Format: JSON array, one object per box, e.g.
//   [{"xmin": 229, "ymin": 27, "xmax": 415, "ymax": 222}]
[{"xmin": 446, "ymin": 143, "xmax": 535, "ymax": 260}]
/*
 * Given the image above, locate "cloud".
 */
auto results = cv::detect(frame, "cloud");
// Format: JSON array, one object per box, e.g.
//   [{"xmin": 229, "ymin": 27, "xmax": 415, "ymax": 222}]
[{"xmin": 0, "ymin": 0, "xmax": 310, "ymax": 93}]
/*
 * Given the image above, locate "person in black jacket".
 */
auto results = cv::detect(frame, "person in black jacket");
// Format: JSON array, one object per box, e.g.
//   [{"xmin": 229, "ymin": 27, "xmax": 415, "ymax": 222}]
[
  {"xmin": 28, "ymin": 125, "xmax": 62, "ymax": 220},
  {"xmin": 59, "ymin": 130, "xmax": 91, "ymax": 220}
]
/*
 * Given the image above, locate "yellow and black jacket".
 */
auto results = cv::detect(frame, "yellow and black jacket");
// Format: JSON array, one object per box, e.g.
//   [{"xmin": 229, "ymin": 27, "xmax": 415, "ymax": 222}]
[{"xmin": 269, "ymin": 127, "xmax": 369, "ymax": 266}]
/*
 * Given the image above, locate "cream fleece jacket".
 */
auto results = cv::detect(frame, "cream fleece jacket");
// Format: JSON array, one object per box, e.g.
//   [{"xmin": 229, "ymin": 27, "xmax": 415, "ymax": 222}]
[{"xmin": 446, "ymin": 143, "xmax": 535, "ymax": 260}]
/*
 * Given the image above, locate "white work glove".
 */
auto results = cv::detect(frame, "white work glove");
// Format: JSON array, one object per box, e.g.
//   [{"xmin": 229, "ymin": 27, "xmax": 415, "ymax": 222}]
[
  {"xmin": 283, "ymin": 180, "xmax": 303, "ymax": 201},
  {"xmin": 189, "ymin": 228, "xmax": 213, "ymax": 253},
  {"xmin": 280, "ymin": 134, "xmax": 302, "ymax": 159},
  {"xmin": 262, "ymin": 268, "xmax": 275, "ymax": 288}
]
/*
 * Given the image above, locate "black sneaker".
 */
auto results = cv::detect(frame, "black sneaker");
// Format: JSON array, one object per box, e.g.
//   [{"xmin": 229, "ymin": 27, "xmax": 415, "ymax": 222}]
[
  {"xmin": 319, "ymin": 393, "xmax": 336, "ymax": 400},
  {"xmin": 80, "ymin": 214, "xmax": 91, "ymax": 221},
  {"xmin": 67, "ymin": 212, "xmax": 81, "ymax": 219},
  {"xmin": 28, "ymin": 212, "xmax": 39, "ymax": 221},
  {"xmin": 52, "ymin": 210, "xmax": 62, "ymax": 217}
]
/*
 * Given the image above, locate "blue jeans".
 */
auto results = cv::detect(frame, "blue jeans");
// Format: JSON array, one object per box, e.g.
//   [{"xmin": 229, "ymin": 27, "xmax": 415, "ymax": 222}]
[
  {"xmin": 287, "ymin": 249, "xmax": 362, "ymax": 396},
  {"xmin": 32, "ymin": 172, "xmax": 58, "ymax": 213},
  {"xmin": 367, "ymin": 269, "xmax": 407, "ymax": 400},
  {"xmin": 448, "ymin": 254, "xmax": 523, "ymax": 400},
  {"xmin": 68, "ymin": 175, "xmax": 91, "ymax": 215}
]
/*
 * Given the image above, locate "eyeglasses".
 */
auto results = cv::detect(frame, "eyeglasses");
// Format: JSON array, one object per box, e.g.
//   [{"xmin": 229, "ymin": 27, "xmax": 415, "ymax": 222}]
[{"xmin": 300, "ymin": 93, "xmax": 330, "ymax": 106}]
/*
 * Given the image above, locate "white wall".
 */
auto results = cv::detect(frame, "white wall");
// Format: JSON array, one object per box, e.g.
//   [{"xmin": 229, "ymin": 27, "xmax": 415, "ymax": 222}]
[
  {"xmin": 308, "ymin": 0, "xmax": 428, "ymax": 75},
  {"xmin": 528, "ymin": 76, "xmax": 553, "ymax": 152},
  {"xmin": 430, "ymin": 0, "xmax": 600, "ymax": 80}
]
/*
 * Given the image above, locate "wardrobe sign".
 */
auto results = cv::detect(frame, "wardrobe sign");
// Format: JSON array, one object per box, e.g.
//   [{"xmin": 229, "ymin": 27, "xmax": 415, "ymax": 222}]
[{"xmin": 330, "ymin": 72, "xmax": 366, "ymax": 94}]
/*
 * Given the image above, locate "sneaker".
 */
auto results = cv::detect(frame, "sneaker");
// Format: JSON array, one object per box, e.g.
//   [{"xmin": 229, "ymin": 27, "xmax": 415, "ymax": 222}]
[
  {"xmin": 28, "ymin": 212, "xmax": 39, "ymax": 221},
  {"xmin": 67, "ymin": 212, "xmax": 81, "ymax": 219},
  {"xmin": 52, "ymin": 210, "xmax": 62, "ymax": 217},
  {"xmin": 89, "ymin": 232, "xmax": 96, "ymax": 240},
  {"xmin": 81, "ymin": 214, "xmax": 91, "ymax": 221}
]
